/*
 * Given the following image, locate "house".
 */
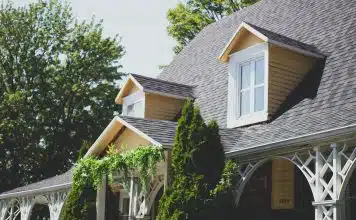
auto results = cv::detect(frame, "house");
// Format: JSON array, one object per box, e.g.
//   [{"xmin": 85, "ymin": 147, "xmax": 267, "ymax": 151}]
[{"xmin": 1, "ymin": 0, "xmax": 356, "ymax": 219}]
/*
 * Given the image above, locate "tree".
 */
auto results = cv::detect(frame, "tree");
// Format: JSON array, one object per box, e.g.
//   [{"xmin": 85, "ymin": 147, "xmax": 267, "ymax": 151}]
[
  {"xmin": 157, "ymin": 100, "xmax": 226, "ymax": 220},
  {"xmin": 0, "ymin": 0, "xmax": 124, "ymax": 192},
  {"xmin": 167, "ymin": 0, "xmax": 259, "ymax": 54},
  {"xmin": 60, "ymin": 149, "xmax": 96, "ymax": 220}
]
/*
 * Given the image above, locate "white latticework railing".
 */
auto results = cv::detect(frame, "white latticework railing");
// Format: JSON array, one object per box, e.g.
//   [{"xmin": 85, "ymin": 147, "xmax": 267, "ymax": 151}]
[
  {"xmin": 3, "ymin": 200, "xmax": 20, "ymax": 220},
  {"xmin": 233, "ymin": 141, "xmax": 356, "ymax": 220}
]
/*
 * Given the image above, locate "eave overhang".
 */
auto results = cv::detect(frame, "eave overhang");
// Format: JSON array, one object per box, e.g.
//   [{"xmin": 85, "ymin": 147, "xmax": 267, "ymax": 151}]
[
  {"xmin": 85, "ymin": 116, "xmax": 169, "ymax": 157},
  {"xmin": 115, "ymin": 74, "xmax": 144, "ymax": 104},
  {"xmin": 219, "ymin": 22, "xmax": 324, "ymax": 63},
  {"xmin": 226, "ymin": 123, "xmax": 356, "ymax": 159},
  {"xmin": 115, "ymin": 74, "xmax": 192, "ymax": 104}
]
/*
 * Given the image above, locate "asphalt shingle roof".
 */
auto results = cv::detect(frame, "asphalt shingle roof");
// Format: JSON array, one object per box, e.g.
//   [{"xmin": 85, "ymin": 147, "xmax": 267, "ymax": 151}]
[
  {"xmin": 119, "ymin": 116, "xmax": 238, "ymax": 151},
  {"xmin": 119, "ymin": 116, "xmax": 177, "ymax": 146},
  {"xmin": 245, "ymin": 22, "xmax": 324, "ymax": 57},
  {"xmin": 158, "ymin": 0, "xmax": 356, "ymax": 152},
  {"xmin": 0, "ymin": 170, "xmax": 72, "ymax": 197},
  {"xmin": 131, "ymin": 74, "xmax": 194, "ymax": 98}
]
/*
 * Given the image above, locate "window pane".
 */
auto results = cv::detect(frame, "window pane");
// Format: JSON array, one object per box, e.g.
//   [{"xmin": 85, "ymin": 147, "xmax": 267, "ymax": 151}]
[
  {"xmin": 254, "ymin": 86, "xmax": 264, "ymax": 112},
  {"xmin": 255, "ymin": 59, "xmax": 264, "ymax": 85},
  {"xmin": 240, "ymin": 91, "xmax": 250, "ymax": 116},
  {"xmin": 240, "ymin": 63, "xmax": 250, "ymax": 89}
]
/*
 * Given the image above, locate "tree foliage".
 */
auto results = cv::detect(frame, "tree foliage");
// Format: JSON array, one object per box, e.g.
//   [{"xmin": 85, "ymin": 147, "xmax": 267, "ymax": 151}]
[
  {"xmin": 157, "ymin": 100, "xmax": 228, "ymax": 220},
  {"xmin": 61, "ymin": 150, "xmax": 96, "ymax": 220},
  {"xmin": 73, "ymin": 145, "xmax": 164, "ymax": 192},
  {"xmin": 62, "ymin": 145, "xmax": 164, "ymax": 220},
  {"xmin": 0, "ymin": 0, "xmax": 124, "ymax": 192},
  {"xmin": 167, "ymin": 0, "xmax": 259, "ymax": 54}
]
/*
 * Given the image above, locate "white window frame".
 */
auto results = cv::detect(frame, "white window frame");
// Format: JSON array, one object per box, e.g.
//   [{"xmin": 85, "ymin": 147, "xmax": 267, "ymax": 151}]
[
  {"xmin": 122, "ymin": 91, "xmax": 145, "ymax": 118},
  {"xmin": 227, "ymin": 42, "xmax": 269, "ymax": 128}
]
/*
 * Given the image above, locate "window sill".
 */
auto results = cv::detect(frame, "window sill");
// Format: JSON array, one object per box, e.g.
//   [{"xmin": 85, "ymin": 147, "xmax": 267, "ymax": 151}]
[{"xmin": 228, "ymin": 112, "xmax": 268, "ymax": 128}]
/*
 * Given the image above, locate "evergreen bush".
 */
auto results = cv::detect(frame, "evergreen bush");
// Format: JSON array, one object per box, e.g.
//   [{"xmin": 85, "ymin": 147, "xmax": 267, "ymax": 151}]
[{"xmin": 157, "ymin": 100, "xmax": 228, "ymax": 220}]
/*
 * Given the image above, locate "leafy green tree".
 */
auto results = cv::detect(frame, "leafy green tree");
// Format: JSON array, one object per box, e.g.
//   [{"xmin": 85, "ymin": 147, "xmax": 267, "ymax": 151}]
[
  {"xmin": 167, "ymin": 0, "xmax": 259, "ymax": 54},
  {"xmin": 0, "ymin": 0, "xmax": 124, "ymax": 192},
  {"xmin": 157, "ymin": 100, "xmax": 226, "ymax": 220},
  {"xmin": 60, "ymin": 184, "xmax": 97, "ymax": 220}
]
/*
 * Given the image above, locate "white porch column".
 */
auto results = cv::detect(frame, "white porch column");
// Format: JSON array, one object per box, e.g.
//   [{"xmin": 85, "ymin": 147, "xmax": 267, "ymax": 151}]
[
  {"xmin": 46, "ymin": 191, "xmax": 68, "ymax": 220},
  {"xmin": 19, "ymin": 196, "xmax": 34, "ymax": 220},
  {"xmin": 314, "ymin": 146, "xmax": 324, "ymax": 220},
  {"xmin": 128, "ymin": 177, "xmax": 139, "ymax": 219},
  {"xmin": 313, "ymin": 144, "xmax": 345, "ymax": 220},
  {"xmin": 96, "ymin": 177, "xmax": 107, "ymax": 220}
]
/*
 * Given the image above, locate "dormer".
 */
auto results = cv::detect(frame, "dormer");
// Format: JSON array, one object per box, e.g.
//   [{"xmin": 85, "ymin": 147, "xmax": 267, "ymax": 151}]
[
  {"xmin": 219, "ymin": 22, "xmax": 324, "ymax": 128},
  {"xmin": 115, "ymin": 74, "xmax": 194, "ymax": 120}
]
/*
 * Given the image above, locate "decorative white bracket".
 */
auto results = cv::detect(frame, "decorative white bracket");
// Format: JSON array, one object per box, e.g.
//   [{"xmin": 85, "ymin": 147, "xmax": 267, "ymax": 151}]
[
  {"xmin": 19, "ymin": 196, "xmax": 34, "ymax": 220},
  {"xmin": 45, "ymin": 191, "xmax": 68, "ymax": 220},
  {"xmin": 136, "ymin": 175, "xmax": 164, "ymax": 219}
]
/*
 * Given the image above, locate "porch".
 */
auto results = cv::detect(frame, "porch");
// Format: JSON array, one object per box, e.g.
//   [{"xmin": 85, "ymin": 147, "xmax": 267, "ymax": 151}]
[{"xmin": 2, "ymin": 138, "xmax": 356, "ymax": 220}]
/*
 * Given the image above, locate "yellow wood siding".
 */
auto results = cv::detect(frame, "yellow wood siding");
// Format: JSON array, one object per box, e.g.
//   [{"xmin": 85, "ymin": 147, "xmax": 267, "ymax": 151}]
[
  {"xmin": 115, "ymin": 129, "xmax": 150, "ymax": 152},
  {"xmin": 231, "ymin": 30, "xmax": 264, "ymax": 54},
  {"xmin": 268, "ymin": 45, "xmax": 316, "ymax": 115},
  {"xmin": 144, "ymin": 94, "xmax": 185, "ymax": 120}
]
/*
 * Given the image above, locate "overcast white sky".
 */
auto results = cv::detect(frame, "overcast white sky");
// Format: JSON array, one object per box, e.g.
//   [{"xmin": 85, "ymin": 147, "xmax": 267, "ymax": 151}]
[{"xmin": 14, "ymin": 0, "xmax": 180, "ymax": 78}]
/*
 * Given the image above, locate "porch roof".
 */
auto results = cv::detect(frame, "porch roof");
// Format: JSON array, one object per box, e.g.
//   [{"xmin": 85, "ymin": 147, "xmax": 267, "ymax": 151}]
[{"xmin": 0, "ymin": 170, "xmax": 72, "ymax": 199}]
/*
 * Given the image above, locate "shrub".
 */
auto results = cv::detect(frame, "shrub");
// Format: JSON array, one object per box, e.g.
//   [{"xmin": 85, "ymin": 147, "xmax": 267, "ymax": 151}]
[{"xmin": 157, "ymin": 100, "xmax": 227, "ymax": 220}]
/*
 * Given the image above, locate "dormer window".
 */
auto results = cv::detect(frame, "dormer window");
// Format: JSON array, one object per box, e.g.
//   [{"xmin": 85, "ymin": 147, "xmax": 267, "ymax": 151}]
[
  {"xmin": 220, "ymin": 22, "xmax": 322, "ymax": 128},
  {"xmin": 227, "ymin": 43, "xmax": 269, "ymax": 128}
]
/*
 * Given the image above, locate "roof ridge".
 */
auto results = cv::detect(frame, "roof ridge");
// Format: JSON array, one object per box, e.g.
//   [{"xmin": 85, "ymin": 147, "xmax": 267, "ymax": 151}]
[{"xmin": 131, "ymin": 73, "xmax": 195, "ymax": 88}]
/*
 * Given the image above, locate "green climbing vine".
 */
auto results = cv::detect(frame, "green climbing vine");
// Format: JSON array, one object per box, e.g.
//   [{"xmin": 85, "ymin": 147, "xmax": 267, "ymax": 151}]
[{"xmin": 72, "ymin": 145, "xmax": 165, "ymax": 192}]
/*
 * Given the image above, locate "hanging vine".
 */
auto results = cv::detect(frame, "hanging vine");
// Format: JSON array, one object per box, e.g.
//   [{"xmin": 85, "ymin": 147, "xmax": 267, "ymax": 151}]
[{"xmin": 72, "ymin": 145, "xmax": 164, "ymax": 192}]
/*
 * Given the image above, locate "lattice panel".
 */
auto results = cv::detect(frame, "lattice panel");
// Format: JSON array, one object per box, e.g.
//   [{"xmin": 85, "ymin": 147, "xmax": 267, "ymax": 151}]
[
  {"xmin": 318, "ymin": 148, "xmax": 335, "ymax": 201},
  {"xmin": 320, "ymin": 205, "xmax": 333, "ymax": 220},
  {"xmin": 4, "ymin": 200, "xmax": 20, "ymax": 220}
]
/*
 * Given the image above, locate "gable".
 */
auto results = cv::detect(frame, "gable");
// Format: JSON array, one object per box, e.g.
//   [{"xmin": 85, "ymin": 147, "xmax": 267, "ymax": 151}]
[
  {"xmin": 85, "ymin": 116, "xmax": 164, "ymax": 157},
  {"xmin": 223, "ymin": 28, "xmax": 264, "ymax": 62},
  {"xmin": 115, "ymin": 75, "xmax": 143, "ymax": 104},
  {"xmin": 114, "ymin": 128, "xmax": 151, "ymax": 152},
  {"xmin": 219, "ymin": 22, "xmax": 323, "ymax": 64}
]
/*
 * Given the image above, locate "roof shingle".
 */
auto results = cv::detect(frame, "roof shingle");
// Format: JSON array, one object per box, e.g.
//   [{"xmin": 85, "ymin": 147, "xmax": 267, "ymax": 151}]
[
  {"xmin": 158, "ymin": 0, "xmax": 356, "ymax": 152},
  {"xmin": 131, "ymin": 74, "xmax": 195, "ymax": 98}
]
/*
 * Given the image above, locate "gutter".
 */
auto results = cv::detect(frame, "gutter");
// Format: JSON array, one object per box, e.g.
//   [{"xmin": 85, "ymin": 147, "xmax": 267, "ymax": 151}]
[
  {"xmin": 0, "ymin": 182, "xmax": 72, "ymax": 199},
  {"xmin": 226, "ymin": 123, "xmax": 356, "ymax": 158}
]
